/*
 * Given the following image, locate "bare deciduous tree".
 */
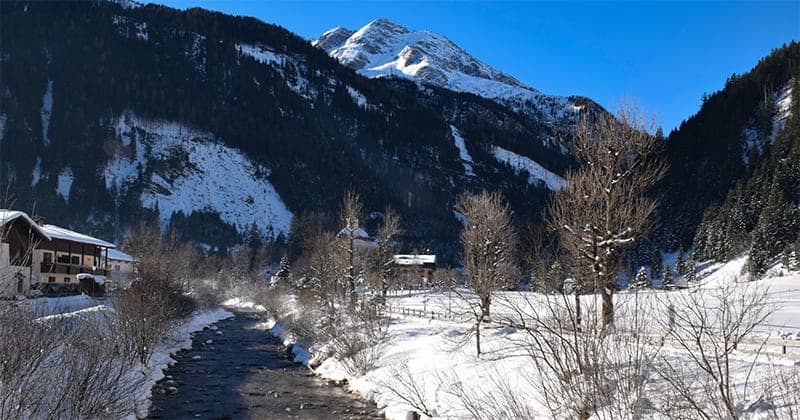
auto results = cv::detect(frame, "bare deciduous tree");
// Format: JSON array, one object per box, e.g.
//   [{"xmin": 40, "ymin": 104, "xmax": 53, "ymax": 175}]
[
  {"xmin": 548, "ymin": 104, "xmax": 667, "ymax": 328},
  {"xmin": 456, "ymin": 191, "xmax": 518, "ymax": 356}
]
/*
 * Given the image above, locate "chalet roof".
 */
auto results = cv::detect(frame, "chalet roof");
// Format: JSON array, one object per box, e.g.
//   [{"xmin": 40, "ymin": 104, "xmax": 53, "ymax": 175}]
[
  {"xmin": 41, "ymin": 224, "xmax": 116, "ymax": 248},
  {"xmin": 0, "ymin": 210, "xmax": 52, "ymax": 240},
  {"xmin": 106, "ymin": 248, "xmax": 135, "ymax": 262},
  {"xmin": 393, "ymin": 254, "xmax": 437, "ymax": 265}
]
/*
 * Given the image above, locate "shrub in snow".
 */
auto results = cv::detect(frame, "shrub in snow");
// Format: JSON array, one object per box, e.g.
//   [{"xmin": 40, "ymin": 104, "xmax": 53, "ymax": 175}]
[
  {"xmin": 0, "ymin": 305, "xmax": 143, "ymax": 418},
  {"xmin": 655, "ymin": 281, "xmax": 775, "ymax": 418}
]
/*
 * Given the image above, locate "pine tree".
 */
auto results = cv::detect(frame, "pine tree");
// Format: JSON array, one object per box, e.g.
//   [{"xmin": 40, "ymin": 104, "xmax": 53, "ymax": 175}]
[
  {"xmin": 631, "ymin": 267, "xmax": 649, "ymax": 291},
  {"xmin": 675, "ymin": 247, "xmax": 686, "ymax": 277},
  {"xmin": 270, "ymin": 255, "xmax": 291, "ymax": 289},
  {"xmin": 683, "ymin": 257, "xmax": 697, "ymax": 282},
  {"xmin": 795, "ymin": 237, "xmax": 800, "ymax": 270},
  {"xmin": 662, "ymin": 265, "xmax": 675, "ymax": 289},
  {"xmin": 749, "ymin": 230, "xmax": 771, "ymax": 278},
  {"xmin": 650, "ymin": 248, "xmax": 663, "ymax": 280}
]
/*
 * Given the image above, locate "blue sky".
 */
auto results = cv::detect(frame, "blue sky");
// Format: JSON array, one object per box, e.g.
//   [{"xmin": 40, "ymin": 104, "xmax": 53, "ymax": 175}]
[{"xmin": 155, "ymin": 1, "xmax": 798, "ymax": 132}]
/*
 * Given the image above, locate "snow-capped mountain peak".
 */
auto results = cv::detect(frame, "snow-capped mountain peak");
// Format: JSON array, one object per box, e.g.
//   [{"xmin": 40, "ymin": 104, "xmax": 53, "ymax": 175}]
[
  {"xmin": 315, "ymin": 18, "xmax": 529, "ymax": 91},
  {"xmin": 314, "ymin": 18, "xmax": 581, "ymax": 125}
]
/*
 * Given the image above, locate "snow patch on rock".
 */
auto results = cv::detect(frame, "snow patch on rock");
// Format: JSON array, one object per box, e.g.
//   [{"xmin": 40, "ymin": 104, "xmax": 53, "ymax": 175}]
[
  {"xmin": 107, "ymin": 111, "xmax": 292, "ymax": 238},
  {"xmin": 492, "ymin": 146, "xmax": 565, "ymax": 191},
  {"xmin": 450, "ymin": 125, "xmax": 474, "ymax": 176},
  {"xmin": 57, "ymin": 167, "xmax": 73, "ymax": 202},
  {"xmin": 31, "ymin": 158, "xmax": 42, "ymax": 187},
  {"xmin": 346, "ymin": 85, "xmax": 369, "ymax": 108},
  {"xmin": 742, "ymin": 79, "xmax": 793, "ymax": 164},
  {"xmin": 41, "ymin": 80, "xmax": 53, "ymax": 148}
]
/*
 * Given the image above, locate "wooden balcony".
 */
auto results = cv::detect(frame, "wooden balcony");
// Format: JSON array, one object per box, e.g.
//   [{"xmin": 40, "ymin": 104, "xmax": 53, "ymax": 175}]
[{"xmin": 40, "ymin": 262, "xmax": 109, "ymax": 276}]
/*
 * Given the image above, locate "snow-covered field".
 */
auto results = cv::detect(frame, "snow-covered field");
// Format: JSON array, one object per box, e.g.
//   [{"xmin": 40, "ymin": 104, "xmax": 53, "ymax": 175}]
[{"xmin": 235, "ymin": 256, "xmax": 800, "ymax": 419}]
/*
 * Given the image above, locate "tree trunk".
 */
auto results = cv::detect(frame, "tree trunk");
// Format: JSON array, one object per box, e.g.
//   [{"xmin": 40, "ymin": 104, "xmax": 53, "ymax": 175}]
[
  {"xmin": 601, "ymin": 286, "xmax": 614, "ymax": 329},
  {"xmin": 475, "ymin": 316, "xmax": 482, "ymax": 356},
  {"xmin": 575, "ymin": 292, "xmax": 582, "ymax": 332},
  {"xmin": 481, "ymin": 294, "xmax": 491, "ymax": 321}
]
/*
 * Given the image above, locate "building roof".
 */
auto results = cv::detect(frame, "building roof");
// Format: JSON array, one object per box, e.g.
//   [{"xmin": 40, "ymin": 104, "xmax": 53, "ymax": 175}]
[
  {"xmin": 0, "ymin": 210, "xmax": 52, "ymax": 240},
  {"xmin": 41, "ymin": 224, "xmax": 116, "ymax": 248},
  {"xmin": 337, "ymin": 226, "xmax": 370, "ymax": 240},
  {"xmin": 106, "ymin": 248, "xmax": 135, "ymax": 262},
  {"xmin": 393, "ymin": 254, "xmax": 437, "ymax": 265}
]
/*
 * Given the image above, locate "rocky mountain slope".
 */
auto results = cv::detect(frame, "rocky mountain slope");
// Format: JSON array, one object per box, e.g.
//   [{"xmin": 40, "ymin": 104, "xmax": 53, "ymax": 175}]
[{"xmin": 0, "ymin": 1, "xmax": 589, "ymax": 255}]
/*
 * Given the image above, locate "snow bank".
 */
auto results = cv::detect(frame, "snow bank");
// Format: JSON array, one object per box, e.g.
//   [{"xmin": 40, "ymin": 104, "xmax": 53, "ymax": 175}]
[
  {"xmin": 27, "ymin": 294, "xmax": 101, "ymax": 317},
  {"xmin": 221, "ymin": 297, "xmax": 267, "ymax": 312}
]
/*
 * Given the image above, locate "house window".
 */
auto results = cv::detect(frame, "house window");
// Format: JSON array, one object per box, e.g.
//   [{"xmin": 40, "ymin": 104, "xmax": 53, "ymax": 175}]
[
  {"xmin": 57, "ymin": 254, "xmax": 70, "ymax": 264},
  {"xmin": 43, "ymin": 252, "xmax": 53, "ymax": 264},
  {"xmin": 71, "ymin": 256, "xmax": 80, "ymax": 265},
  {"xmin": 64, "ymin": 277, "xmax": 70, "ymax": 283},
  {"xmin": 48, "ymin": 276, "xmax": 56, "ymax": 283}
]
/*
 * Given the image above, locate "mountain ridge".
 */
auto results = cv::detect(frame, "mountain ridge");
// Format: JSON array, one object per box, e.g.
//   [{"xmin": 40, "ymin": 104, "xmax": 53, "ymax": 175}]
[{"xmin": 314, "ymin": 18, "xmax": 583, "ymax": 128}]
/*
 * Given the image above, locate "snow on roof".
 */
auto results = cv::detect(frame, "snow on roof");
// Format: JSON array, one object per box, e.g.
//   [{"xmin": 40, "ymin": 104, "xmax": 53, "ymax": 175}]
[
  {"xmin": 41, "ymin": 224, "xmax": 116, "ymax": 248},
  {"xmin": 105, "ymin": 248, "xmax": 135, "ymax": 262},
  {"xmin": 0, "ymin": 209, "xmax": 51, "ymax": 240},
  {"xmin": 337, "ymin": 227, "xmax": 370, "ymax": 240},
  {"xmin": 393, "ymin": 254, "xmax": 436, "ymax": 265},
  {"xmin": 76, "ymin": 273, "xmax": 106, "ymax": 285}
]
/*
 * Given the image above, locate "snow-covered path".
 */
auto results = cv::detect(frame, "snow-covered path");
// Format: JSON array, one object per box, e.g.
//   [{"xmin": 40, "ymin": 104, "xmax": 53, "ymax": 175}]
[{"xmin": 147, "ymin": 309, "xmax": 382, "ymax": 419}]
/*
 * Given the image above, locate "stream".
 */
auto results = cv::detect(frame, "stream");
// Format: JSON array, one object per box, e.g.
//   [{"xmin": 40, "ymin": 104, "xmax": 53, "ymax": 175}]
[{"xmin": 148, "ymin": 310, "xmax": 383, "ymax": 419}]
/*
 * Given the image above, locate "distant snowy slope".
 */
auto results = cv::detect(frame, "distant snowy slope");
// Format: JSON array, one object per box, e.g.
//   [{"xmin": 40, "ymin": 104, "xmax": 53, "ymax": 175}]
[
  {"xmin": 314, "ymin": 18, "xmax": 582, "ymax": 125},
  {"xmin": 107, "ymin": 111, "xmax": 292, "ymax": 237},
  {"xmin": 493, "ymin": 146, "xmax": 565, "ymax": 191},
  {"xmin": 741, "ymin": 79, "xmax": 793, "ymax": 164}
]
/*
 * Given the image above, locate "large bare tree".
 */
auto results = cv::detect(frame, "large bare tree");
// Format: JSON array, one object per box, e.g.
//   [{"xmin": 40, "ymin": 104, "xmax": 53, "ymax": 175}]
[
  {"xmin": 336, "ymin": 189, "xmax": 365, "ymax": 308},
  {"xmin": 547, "ymin": 104, "xmax": 666, "ymax": 328},
  {"xmin": 457, "ymin": 190, "xmax": 518, "ymax": 356}
]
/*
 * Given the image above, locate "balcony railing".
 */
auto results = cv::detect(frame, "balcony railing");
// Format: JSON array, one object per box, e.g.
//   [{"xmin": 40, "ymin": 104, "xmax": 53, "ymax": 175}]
[{"xmin": 40, "ymin": 262, "xmax": 109, "ymax": 276}]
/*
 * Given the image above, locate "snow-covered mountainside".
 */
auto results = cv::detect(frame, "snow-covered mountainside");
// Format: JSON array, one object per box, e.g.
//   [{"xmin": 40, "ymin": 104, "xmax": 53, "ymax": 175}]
[
  {"xmin": 741, "ymin": 79, "xmax": 793, "ymax": 164},
  {"xmin": 107, "ymin": 111, "xmax": 292, "ymax": 238},
  {"xmin": 314, "ymin": 18, "xmax": 582, "ymax": 125}
]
